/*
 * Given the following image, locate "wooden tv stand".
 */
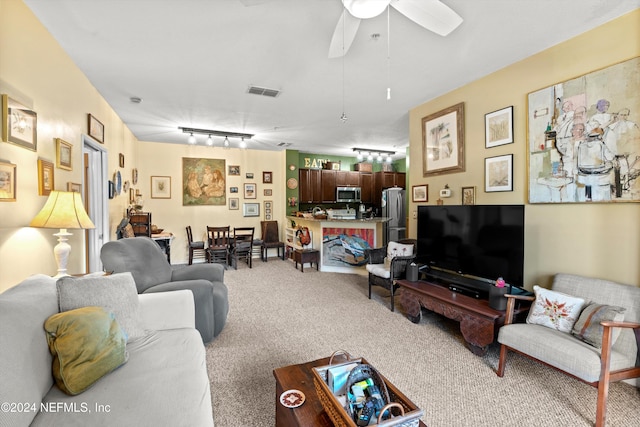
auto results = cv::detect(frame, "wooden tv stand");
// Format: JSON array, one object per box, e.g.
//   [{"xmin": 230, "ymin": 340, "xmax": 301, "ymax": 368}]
[{"xmin": 396, "ymin": 280, "xmax": 531, "ymax": 356}]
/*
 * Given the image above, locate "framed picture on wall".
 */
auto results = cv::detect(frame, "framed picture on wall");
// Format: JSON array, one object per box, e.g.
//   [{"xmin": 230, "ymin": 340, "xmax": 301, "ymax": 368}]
[
  {"xmin": 485, "ymin": 106, "xmax": 514, "ymax": 148},
  {"xmin": 229, "ymin": 197, "xmax": 239, "ymax": 210},
  {"xmin": 2, "ymin": 94, "xmax": 37, "ymax": 151},
  {"xmin": 412, "ymin": 185, "xmax": 428, "ymax": 202},
  {"xmin": 88, "ymin": 114, "xmax": 104, "ymax": 143},
  {"xmin": 422, "ymin": 102, "xmax": 465, "ymax": 177},
  {"xmin": 228, "ymin": 165, "xmax": 240, "ymax": 176},
  {"xmin": 67, "ymin": 182, "xmax": 81, "ymax": 193},
  {"xmin": 55, "ymin": 138, "xmax": 73, "ymax": 171},
  {"xmin": 151, "ymin": 176, "xmax": 171, "ymax": 199},
  {"xmin": 244, "ymin": 183, "xmax": 256, "ymax": 199},
  {"xmin": 0, "ymin": 161, "xmax": 17, "ymax": 202},
  {"xmin": 262, "ymin": 171, "xmax": 272, "ymax": 183},
  {"xmin": 485, "ymin": 154, "xmax": 513, "ymax": 192},
  {"xmin": 37, "ymin": 159, "xmax": 54, "ymax": 196},
  {"xmin": 243, "ymin": 203, "xmax": 259, "ymax": 217},
  {"xmin": 461, "ymin": 186, "xmax": 476, "ymax": 205}
]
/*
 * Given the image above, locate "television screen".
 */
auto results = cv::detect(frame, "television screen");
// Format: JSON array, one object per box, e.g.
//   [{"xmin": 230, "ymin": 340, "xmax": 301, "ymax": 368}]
[{"xmin": 416, "ymin": 205, "xmax": 525, "ymax": 288}]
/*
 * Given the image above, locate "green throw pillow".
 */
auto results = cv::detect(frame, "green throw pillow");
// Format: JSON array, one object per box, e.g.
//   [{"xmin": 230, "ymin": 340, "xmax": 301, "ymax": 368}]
[
  {"xmin": 571, "ymin": 303, "xmax": 626, "ymax": 349},
  {"xmin": 44, "ymin": 306, "xmax": 128, "ymax": 395}
]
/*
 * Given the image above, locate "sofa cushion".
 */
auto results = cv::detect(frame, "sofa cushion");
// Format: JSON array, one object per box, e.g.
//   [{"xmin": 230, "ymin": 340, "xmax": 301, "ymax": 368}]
[
  {"xmin": 526, "ymin": 285, "xmax": 585, "ymax": 333},
  {"xmin": 571, "ymin": 303, "xmax": 626, "ymax": 348},
  {"xmin": 44, "ymin": 306, "xmax": 128, "ymax": 395},
  {"xmin": 31, "ymin": 329, "xmax": 213, "ymax": 427},
  {"xmin": 0, "ymin": 275, "xmax": 58, "ymax": 427},
  {"xmin": 57, "ymin": 272, "xmax": 145, "ymax": 341}
]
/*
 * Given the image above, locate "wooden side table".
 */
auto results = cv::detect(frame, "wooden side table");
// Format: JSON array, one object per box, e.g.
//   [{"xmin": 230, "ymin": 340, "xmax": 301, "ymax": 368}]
[{"xmin": 293, "ymin": 249, "xmax": 319, "ymax": 272}]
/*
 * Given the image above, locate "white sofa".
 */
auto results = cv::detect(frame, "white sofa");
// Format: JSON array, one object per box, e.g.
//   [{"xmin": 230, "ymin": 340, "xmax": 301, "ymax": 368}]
[{"xmin": 0, "ymin": 274, "xmax": 214, "ymax": 427}]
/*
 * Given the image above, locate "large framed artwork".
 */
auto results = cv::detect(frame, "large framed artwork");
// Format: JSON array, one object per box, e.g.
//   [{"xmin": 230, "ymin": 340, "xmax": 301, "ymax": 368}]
[
  {"xmin": 422, "ymin": 102, "xmax": 465, "ymax": 177},
  {"xmin": 528, "ymin": 57, "xmax": 640, "ymax": 203},
  {"xmin": 2, "ymin": 94, "xmax": 37, "ymax": 151},
  {"xmin": 182, "ymin": 157, "xmax": 226, "ymax": 205}
]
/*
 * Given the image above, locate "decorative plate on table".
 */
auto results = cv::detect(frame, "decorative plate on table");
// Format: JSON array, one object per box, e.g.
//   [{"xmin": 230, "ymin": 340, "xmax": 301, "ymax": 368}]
[{"xmin": 280, "ymin": 389, "xmax": 305, "ymax": 408}]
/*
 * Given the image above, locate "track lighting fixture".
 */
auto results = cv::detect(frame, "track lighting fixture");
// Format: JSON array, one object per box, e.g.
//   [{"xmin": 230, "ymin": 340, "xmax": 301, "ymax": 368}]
[
  {"xmin": 178, "ymin": 127, "xmax": 253, "ymax": 147},
  {"xmin": 239, "ymin": 137, "xmax": 247, "ymax": 149},
  {"xmin": 352, "ymin": 147, "xmax": 395, "ymax": 163}
]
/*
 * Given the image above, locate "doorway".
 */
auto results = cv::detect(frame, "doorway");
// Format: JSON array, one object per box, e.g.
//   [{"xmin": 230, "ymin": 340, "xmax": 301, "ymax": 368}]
[{"xmin": 82, "ymin": 135, "xmax": 109, "ymax": 272}]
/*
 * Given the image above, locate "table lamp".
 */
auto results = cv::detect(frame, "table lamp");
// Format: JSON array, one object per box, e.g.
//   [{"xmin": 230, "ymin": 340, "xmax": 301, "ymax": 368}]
[{"xmin": 30, "ymin": 191, "xmax": 95, "ymax": 278}]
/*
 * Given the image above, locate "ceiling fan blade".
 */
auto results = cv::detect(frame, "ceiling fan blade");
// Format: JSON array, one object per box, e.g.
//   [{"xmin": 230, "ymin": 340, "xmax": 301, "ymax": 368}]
[
  {"xmin": 391, "ymin": 0, "xmax": 462, "ymax": 37},
  {"xmin": 328, "ymin": 10, "xmax": 361, "ymax": 58}
]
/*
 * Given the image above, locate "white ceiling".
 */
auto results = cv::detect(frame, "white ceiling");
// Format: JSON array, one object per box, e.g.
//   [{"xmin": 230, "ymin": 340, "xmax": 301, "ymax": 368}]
[{"xmin": 23, "ymin": 0, "xmax": 639, "ymax": 160}]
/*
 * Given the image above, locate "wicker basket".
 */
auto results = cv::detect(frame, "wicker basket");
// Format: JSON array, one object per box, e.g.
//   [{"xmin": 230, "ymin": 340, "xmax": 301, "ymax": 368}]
[{"xmin": 312, "ymin": 351, "xmax": 424, "ymax": 427}]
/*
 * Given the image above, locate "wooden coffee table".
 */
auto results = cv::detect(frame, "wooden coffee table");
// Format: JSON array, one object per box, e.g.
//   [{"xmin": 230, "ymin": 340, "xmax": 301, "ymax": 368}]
[
  {"xmin": 273, "ymin": 357, "xmax": 427, "ymax": 427},
  {"xmin": 397, "ymin": 280, "xmax": 531, "ymax": 356}
]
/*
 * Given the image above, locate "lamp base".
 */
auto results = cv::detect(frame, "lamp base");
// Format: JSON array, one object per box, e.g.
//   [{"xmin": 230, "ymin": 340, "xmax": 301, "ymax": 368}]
[{"xmin": 53, "ymin": 229, "xmax": 73, "ymax": 278}]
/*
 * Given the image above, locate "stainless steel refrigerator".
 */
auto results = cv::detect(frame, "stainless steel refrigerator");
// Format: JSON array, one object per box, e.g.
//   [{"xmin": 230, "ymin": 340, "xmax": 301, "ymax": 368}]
[{"xmin": 381, "ymin": 187, "xmax": 406, "ymax": 245}]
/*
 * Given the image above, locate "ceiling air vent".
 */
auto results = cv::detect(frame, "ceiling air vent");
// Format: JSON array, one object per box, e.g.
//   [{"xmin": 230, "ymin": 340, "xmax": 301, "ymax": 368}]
[
  {"xmin": 247, "ymin": 85, "xmax": 280, "ymax": 98},
  {"xmin": 277, "ymin": 142, "xmax": 291, "ymax": 147}
]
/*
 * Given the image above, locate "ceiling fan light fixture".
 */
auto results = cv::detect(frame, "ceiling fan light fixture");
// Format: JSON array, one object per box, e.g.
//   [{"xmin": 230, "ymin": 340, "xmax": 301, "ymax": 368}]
[{"xmin": 343, "ymin": 0, "xmax": 390, "ymax": 19}]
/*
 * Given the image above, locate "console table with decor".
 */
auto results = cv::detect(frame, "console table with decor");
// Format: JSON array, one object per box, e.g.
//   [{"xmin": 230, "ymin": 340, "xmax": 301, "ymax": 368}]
[
  {"xmin": 273, "ymin": 357, "xmax": 427, "ymax": 427},
  {"xmin": 397, "ymin": 279, "xmax": 531, "ymax": 356}
]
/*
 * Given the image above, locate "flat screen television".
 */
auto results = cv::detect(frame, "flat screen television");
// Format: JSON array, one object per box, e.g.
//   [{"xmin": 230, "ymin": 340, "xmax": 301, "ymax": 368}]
[{"xmin": 416, "ymin": 205, "xmax": 525, "ymax": 298}]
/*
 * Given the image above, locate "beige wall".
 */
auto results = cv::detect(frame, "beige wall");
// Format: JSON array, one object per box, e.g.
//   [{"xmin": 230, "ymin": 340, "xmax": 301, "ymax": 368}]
[
  {"xmin": 136, "ymin": 141, "xmax": 285, "ymax": 264},
  {"xmin": 0, "ymin": 0, "xmax": 135, "ymax": 291},
  {"xmin": 408, "ymin": 10, "xmax": 640, "ymax": 288}
]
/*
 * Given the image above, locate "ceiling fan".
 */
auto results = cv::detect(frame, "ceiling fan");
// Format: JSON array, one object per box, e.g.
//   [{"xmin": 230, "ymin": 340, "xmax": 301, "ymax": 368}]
[{"xmin": 328, "ymin": 0, "xmax": 463, "ymax": 58}]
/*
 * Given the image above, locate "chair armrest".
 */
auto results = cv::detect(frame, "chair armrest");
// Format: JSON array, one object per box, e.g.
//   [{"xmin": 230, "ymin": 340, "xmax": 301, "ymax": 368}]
[
  {"xmin": 390, "ymin": 254, "xmax": 416, "ymax": 278},
  {"xmin": 171, "ymin": 263, "xmax": 225, "ymax": 283},
  {"xmin": 365, "ymin": 247, "xmax": 386, "ymax": 264},
  {"xmin": 139, "ymin": 290, "xmax": 195, "ymax": 330},
  {"xmin": 503, "ymin": 294, "xmax": 535, "ymax": 325},
  {"xmin": 600, "ymin": 321, "xmax": 640, "ymax": 329}
]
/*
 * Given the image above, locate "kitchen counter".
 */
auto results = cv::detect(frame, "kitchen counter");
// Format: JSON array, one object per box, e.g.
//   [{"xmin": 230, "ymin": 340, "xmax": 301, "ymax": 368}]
[
  {"xmin": 287, "ymin": 216, "xmax": 391, "ymax": 223},
  {"xmin": 286, "ymin": 216, "xmax": 387, "ymax": 274}
]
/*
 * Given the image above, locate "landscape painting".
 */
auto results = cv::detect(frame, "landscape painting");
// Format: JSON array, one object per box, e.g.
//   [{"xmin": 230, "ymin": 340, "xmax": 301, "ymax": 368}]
[
  {"xmin": 182, "ymin": 157, "xmax": 226, "ymax": 205},
  {"xmin": 528, "ymin": 57, "xmax": 640, "ymax": 203}
]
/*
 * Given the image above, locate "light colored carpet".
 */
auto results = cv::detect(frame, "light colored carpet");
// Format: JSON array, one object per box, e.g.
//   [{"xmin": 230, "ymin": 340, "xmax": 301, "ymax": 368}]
[{"xmin": 205, "ymin": 260, "xmax": 639, "ymax": 426}]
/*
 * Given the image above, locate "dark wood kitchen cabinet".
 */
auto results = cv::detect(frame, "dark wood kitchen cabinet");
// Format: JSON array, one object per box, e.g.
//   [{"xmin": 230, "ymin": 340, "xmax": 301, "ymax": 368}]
[
  {"xmin": 359, "ymin": 173, "xmax": 373, "ymax": 203},
  {"xmin": 321, "ymin": 170, "xmax": 336, "ymax": 202},
  {"xmin": 299, "ymin": 169, "xmax": 322, "ymax": 203},
  {"xmin": 373, "ymin": 172, "xmax": 405, "ymax": 206},
  {"xmin": 336, "ymin": 171, "xmax": 360, "ymax": 187}
]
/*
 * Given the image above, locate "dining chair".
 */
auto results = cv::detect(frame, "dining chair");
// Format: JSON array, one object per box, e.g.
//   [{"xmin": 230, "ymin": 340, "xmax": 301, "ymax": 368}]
[
  {"xmin": 260, "ymin": 220, "xmax": 285, "ymax": 262},
  {"xmin": 186, "ymin": 225, "xmax": 206, "ymax": 265},
  {"xmin": 207, "ymin": 226, "xmax": 231, "ymax": 267},
  {"xmin": 231, "ymin": 227, "xmax": 254, "ymax": 269}
]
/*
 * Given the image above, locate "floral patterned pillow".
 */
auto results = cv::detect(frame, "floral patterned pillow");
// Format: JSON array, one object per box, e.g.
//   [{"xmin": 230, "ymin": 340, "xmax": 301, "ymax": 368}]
[{"xmin": 526, "ymin": 285, "xmax": 585, "ymax": 333}]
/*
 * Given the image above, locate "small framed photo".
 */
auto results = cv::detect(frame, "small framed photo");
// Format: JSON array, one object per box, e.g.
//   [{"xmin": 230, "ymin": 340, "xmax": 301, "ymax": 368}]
[
  {"xmin": 244, "ymin": 183, "xmax": 256, "ymax": 199},
  {"xmin": 38, "ymin": 159, "xmax": 54, "ymax": 196},
  {"xmin": 230, "ymin": 186, "xmax": 238, "ymax": 193},
  {"xmin": 119, "ymin": 153, "xmax": 125, "ymax": 168},
  {"xmin": 151, "ymin": 175, "xmax": 171, "ymax": 199},
  {"xmin": 129, "ymin": 187, "xmax": 135, "ymax": 203},
  {"xmin": 412, "ymin": 185, "xmax": 428, "ymax": 202},
  {"xmin": 263, "ymin": 171, "xmax": 272, "ymax": 183},
  {"xmin": 264, "ymin": 189, "xmax": 272, "ymax": 196},
  {"xmin": 132, "ymin": 168, "xmax": 138, "ymax": 185},
  {"xmin": 243, "ymin": 202, "xmax": 259, "ymax": 217},
  {"xmin": 108, "ymin": 181, "xmax": 115, "ymax": 199},
  {"xmin": 67, "ymin": 182, "xmax": 81, "ymax": 193},
  {"xmin": 485, "ymin": 106, "xmax": 514, "ymax": 148},
  {"xmin": 229, "ymin": 197, "xmax": 239, "ymax": 210},
  {"xmin": 0, "ymin": 161, "xmax": 17, "ymax": 202},
  {"xmin": 264, "ymin": 200, "xmax": 273, "ymax": 220},
  {"xmin": 55, "ymin": 138, "xmax": 72, "ymax": 171},
  {"xmin": 2, "ymin": 94, "xmax": 37, "ymax": 151},
  {"xmin": 485, "ymin": 154, "xmax": 513, "ymax": 192},
  {"xmin": 88, "ymin": 114, "xmax": 104, "ymax": 143},
  {"xmin": 246, "ymin": 172, "xmax": 254, "ymax": 179},
  {"xmin": 228, "ymin": 165, "xmax": 240, "ymax": 176},
  {"xmin": 461, "ymin": 186, "xmax": 476, "ymax": 205}
]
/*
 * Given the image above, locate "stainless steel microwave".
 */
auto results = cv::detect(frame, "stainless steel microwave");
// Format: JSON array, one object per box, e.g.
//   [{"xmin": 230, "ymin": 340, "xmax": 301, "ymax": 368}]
[{"xmin": 336, "ymin": 187, "xmax": 361, "ymax": 203}]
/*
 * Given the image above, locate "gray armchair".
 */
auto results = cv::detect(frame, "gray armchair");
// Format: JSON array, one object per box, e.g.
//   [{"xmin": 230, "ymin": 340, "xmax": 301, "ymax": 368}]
[
  {"xmin": 364, "ymin": 239, "xmax": 416, "ymax": 311},
  {"xmin": 100, "ymin": 237, "xmax": 229, "ymax": 343}
]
